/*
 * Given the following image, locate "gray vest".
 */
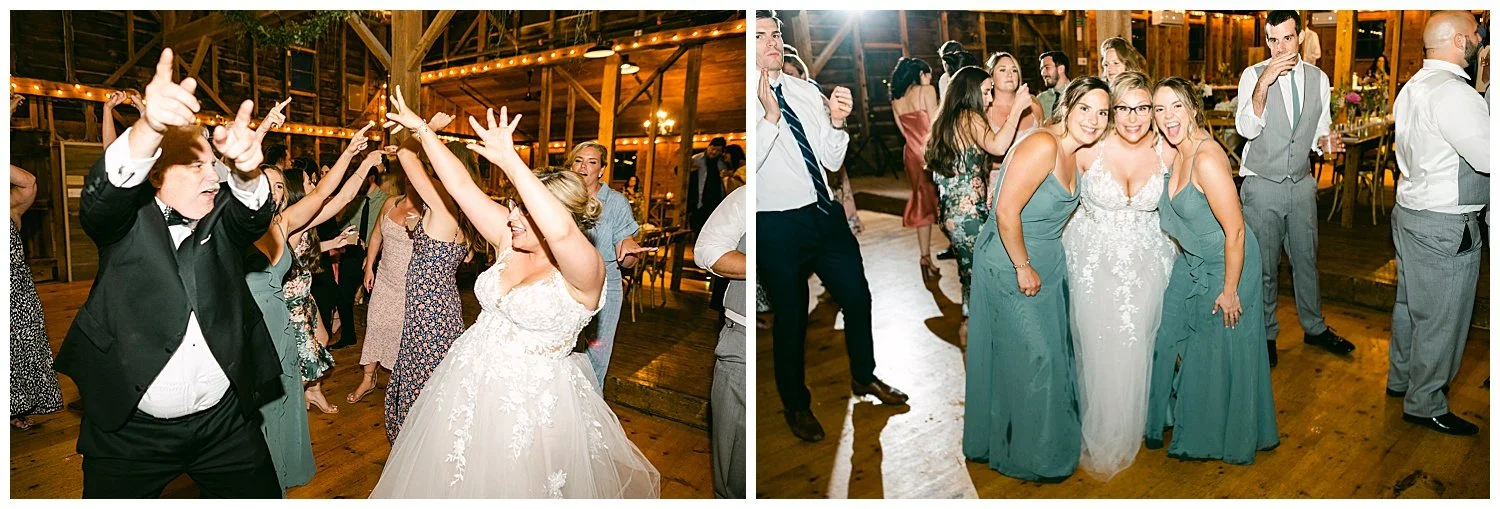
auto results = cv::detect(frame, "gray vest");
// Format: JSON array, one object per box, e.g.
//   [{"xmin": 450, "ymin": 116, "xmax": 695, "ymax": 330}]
[
  {"xmin": 715, "ymin": 234, "xmax": 746, "ymax": 364},
  {"xmin": 1242, "ymin": 62, "xmax": 1324, "ymax": 183}
]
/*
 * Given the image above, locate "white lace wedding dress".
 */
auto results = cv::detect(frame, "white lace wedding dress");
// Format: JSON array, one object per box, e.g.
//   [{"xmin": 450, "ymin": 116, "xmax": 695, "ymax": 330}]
[
  {"xmin": 1061, "ymin": 143, "xmax": 1178, "ymax": 481},
  {"xmin": 371, "ymin": 250, "xmax": 660, "ymax": 498}
]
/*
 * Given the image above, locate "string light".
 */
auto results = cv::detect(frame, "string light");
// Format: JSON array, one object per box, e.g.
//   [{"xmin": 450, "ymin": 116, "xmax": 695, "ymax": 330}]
[{"xmin": 421, "ymin": 19, "xmax": 745, "ymax": 83}]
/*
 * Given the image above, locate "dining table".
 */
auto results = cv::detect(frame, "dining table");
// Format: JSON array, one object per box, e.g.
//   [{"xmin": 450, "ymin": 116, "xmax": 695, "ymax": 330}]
[{"xmin": 1336, "ymin": 120, "xmax": 1392, "ymax": 228}]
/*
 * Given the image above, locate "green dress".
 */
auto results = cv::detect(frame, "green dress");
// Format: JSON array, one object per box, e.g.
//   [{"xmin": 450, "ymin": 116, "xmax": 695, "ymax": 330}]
[
  {"xmin": 1145, "ymin": 140, "xmax": 1279, "ymax": 464},
  {"xmin": 932, "ymin": 146, "xmax": 990, "ymax": 312},
  {"xmin": 963, "ymin": 134, "xmax": 1082, "ymax": 483},
  {"xmin": 247, "ymin": 245, "xmax": 315, "ymax": 490}
]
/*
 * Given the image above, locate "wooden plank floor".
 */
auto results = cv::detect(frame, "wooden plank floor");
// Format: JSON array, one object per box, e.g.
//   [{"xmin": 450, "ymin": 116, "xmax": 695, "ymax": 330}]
[
  {"xmin": 11, "ymin": 276, "xmax": 714, "ymax": 498},
  {"xmin": 755, "ymin": 211, "xmax": 1490, "ymax": 498}
]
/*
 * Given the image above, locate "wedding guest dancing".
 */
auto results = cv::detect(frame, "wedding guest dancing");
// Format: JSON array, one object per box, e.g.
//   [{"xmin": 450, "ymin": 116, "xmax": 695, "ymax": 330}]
[
  {"xmin": 569, "ymin": 140, "xmax": 652, "ymax": 392},
  {"xmin": 249, "ymin": 121, "xmax": 380, "ymax": 489},
  {"xmin": 371, "ymin": 91, "xmax": 658, "ymax": 497},
  {"xmin": 11, "ymin": 164, "xmax": 63, "ymax": 430},
  {"xmin": 887, "ymin": 57, "xmax": 942, "ymax": 280},
  {"xmin": 384, "ymin": 112, "xmax": 480, "ymax": 443},
  {"xmin": 1145, "ymin": 77, "xmax": 1278, "ymax": 464},
  {"xmin": 755, "ymin": 10, "xmax": 907, "ymax": 444},
  {"xmin": 348, "ymin": 170, "xmax": 421, "ymax": 404},
  {"xmin": 53, "ymin": 49, "xmax": 283, "ymax": 498},
  {"xmin": 927, "ymin": 65, "xmax": 1033, "ymax": 326},
  {"xmin": 964, "ymin": 77, "xmax": 1108, "ymax": 483},
  {"xmin": 1387, "ymin": 10, "xmax": 1489, "ymax": 436},
  {"xmin": 696, "ymin": 185, "xmax": 747, "ymax": 498},
  {"xmin": 1062, "ymin": 70, "xmax": 1178, "ymax": 480},
  {"xmin": 1235, "ymin": 10, "xmax": 1350, "ymax": 367}
]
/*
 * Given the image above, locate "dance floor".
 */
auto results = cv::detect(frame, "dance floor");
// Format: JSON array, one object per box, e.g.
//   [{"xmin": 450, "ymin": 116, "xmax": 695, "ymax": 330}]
[
  {"xmin": 10, "ymin": 274, "xmax": 713, "ymax": 498},
  {"xmin": 755, "ymin": 210, "xmax": 1490, "ymax": 498}
]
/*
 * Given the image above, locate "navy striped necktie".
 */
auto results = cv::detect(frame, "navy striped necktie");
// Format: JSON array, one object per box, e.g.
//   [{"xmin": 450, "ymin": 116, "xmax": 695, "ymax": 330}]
[{"xmin": 773, "ymin": 83, "xmax": 840, "ymax": 217}]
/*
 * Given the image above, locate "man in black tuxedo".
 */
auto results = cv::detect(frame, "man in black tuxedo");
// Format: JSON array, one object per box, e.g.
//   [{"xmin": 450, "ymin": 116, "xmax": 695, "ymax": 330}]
[{"xmin": 53, "ymin": 48, "xmax": 283, "ymax": 498}]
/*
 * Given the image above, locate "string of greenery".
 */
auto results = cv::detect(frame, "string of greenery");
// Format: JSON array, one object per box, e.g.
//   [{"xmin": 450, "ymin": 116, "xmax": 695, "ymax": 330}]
[{"xmin": 222, "ymin": 10, "xmax": 352, "ymax": 48}]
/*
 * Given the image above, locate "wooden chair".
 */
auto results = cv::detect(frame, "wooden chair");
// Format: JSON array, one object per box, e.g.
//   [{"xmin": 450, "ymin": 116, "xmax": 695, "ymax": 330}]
[{"xmin": 621, "ymin": 232, "xmax": 662, "ymax": 322}]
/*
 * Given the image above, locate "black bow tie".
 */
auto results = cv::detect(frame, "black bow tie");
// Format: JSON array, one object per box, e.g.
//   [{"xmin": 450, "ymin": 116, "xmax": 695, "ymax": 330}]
[{"xmin": 164, "ymin": 208, "xmax": 194, "ymax": 227}]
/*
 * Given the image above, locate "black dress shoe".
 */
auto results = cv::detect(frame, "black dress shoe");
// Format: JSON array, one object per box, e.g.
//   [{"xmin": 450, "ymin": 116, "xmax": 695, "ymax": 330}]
[
  {"xmin": 1386, "ymin": 385, "xmax": 1449, "ymax": 397},
  {"xmin": 1267, "ymin": 341, "xmax": 1278, "ymax": 368},
  {"xmin": 852, "ymin": 378, "xmax": 909, "ymax": 406},
  {"xmin": 1304, "ymin": 328, "xmax": 1355, "ymax": 355},
  {"xmin": 1403, "ymin": 412, "xmax": 1479, "ymax": 436},
  {"xmin": 935, "ymin": 248, "xmax": 956, "ymax": 260},
  {"xmin": 785, "ymin": 409, "xmax": 826, "ymax": 442},
  {"xmin": 329, "ymin": 338, "xmax": 357, "ymax": 350}
]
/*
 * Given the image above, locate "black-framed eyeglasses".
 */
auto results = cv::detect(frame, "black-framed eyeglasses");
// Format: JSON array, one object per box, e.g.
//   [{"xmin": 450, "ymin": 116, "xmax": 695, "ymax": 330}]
[{"xmin": 1113, "ymin": 104, "xmax": 1152, "ymax": 117}]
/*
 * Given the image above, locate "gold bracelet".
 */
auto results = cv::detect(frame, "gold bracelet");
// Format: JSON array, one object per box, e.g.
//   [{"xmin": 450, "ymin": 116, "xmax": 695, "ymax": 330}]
[{"xmin": 1014, "ymin": 258, "xmax": 1031, "ymax": 270}]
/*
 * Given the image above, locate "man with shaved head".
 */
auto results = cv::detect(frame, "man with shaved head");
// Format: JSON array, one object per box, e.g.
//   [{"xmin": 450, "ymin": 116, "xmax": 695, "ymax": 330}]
[
  {"xmin": 54, "ymin": 48, "xmax": 283, "ymax": 496},
  {"xmin": 1387, "ymin": 10, "xmax": 1489, "ymax": 437}
]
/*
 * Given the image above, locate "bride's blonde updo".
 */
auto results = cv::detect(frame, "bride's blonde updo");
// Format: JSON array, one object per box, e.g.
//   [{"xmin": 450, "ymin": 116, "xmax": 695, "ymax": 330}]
[{"xmin": 527, "ymin": 167, "xmax": 602, "ymax": 232}]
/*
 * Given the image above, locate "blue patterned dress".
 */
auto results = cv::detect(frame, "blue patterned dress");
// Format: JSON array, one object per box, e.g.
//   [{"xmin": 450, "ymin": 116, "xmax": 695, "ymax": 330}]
[{"xmin": 384, "ymin": 218, "xmax": 469, "ymax": 443}]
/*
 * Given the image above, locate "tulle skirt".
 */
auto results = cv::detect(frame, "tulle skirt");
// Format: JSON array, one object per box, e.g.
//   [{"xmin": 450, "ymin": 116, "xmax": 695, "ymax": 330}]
[{"xmin": 371, "ymin": 344, "xmax": 659, "ymax": 498}]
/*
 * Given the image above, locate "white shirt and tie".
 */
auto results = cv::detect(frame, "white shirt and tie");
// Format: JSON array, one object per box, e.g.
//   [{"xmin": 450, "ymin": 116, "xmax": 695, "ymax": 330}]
[
  {"xmin": 103, "ymin": 126, "xmax": 270, "ymax": 419},
  {"xmin": 754, "ymin": 73, "xmax": 848, "ymax": 212},
  {"xmin": 695, "ymin": 186, "xmax": 747, "ymax": 327},
  {"xmin": 1393, "ymin": 59, "xmax": 1491, "ymax": 214},
  {"xmin": 1234, "ymin": 59, "xmax": 1333, "ymax": 177}
]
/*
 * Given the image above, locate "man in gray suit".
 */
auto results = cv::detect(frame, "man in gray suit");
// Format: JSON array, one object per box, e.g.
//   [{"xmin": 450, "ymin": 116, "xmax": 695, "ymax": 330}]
[
  {"xmin": 1387, "ymin": 11, "xmax": 1488, "ymax": 436},
  {"xmin": 696, "ymin": 186, "xmax": 747, "ymax": 496},
  {"xmin": 1235, "ymin": 10, "xmax": 1352, "ymax": 367}
]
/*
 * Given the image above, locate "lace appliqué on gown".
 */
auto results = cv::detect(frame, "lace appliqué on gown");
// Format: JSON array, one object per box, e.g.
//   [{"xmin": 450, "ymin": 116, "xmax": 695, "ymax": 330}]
[
  {"xmin": 1061, "ymin": 144, "xmax": 1178, "ymax": 480},
  {"xmin": 371, "ymin": 250, "xmax": 660, "ymax": 498}
]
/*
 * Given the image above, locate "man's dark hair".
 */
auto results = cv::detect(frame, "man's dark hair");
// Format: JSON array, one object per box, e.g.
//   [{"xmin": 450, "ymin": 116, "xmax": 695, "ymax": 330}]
[
  {"xmin": 938, "ymin": 40, "xmax": 965, "ymax": 56},
  {"xmin": 756, "ymin": 10, "xmax": 781, "ymax": 28},
  {"xmin": 1040, "ymin": 51, "xmax": 1070, "ymax": 71},
  {"xmin": 264, "ymin": 144, "xmax": 289, "ymax": 167},
  {"xmin": 1266, "ymin": 10, "xmax": 1301, "ymax": 32},
  {"xmin": 709, "ymin": 137, "xmax": 727, "ymax": 147}
]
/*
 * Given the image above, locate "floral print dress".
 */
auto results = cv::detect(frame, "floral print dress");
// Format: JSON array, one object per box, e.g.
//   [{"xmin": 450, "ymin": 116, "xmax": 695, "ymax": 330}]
[{"xmin": 932, "ymin": 146, "xmax": 991, "ymax": 313}]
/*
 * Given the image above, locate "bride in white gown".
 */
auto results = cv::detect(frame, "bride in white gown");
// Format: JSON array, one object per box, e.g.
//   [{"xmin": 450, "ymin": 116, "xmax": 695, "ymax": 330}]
[
  {"xmin": 1061, "ymin": 71, "xmax": 1177, "ymax": 481},
  {"xmin": 372, "ymin": 89, "xmax": 659, "ymax": 498}
]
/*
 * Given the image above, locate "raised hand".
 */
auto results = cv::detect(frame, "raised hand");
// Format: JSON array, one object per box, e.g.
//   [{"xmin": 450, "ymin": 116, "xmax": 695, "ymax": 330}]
[
  {"xmin": 140, "ymin": 48, "xmax": 202, "ymax": 133},
  {"xmin": 1011, "ymin": 83, "xmax": 1033, "ymax": 115},
  {"xmin": 345, "ymin": 121, "xmax": 375, "ymax": 154},
  {"xmin": 465, "ymin": 107, "xmax": 524, "ymax": 166},
  {"xmin": 828, "ymin": 86, "xmax": 853, "ymax": 127},
  {"xmin": 212, "ymin": 99, "xmax": 265, "ymax": 174},
  {"xmin": 381, "ymin": 85, "xmax": 427, "ymax": 134},
  {"xmin": 254, "ymin": 97, "xmax": 293, "ymax": 140},
  {"xmin": 104, "ymin": 90, "xmax": 129, "ymax": 110},
  {"xmin": 428, "ymin": 111, "xmax": 455, "ymax": 131},
  {"xmin": 759, "ymin": 68, "xmax": 781, "ymax": 123},
  {"xmin": 10, "ymin": 94, "xmax": 24, "ymax": 113}
]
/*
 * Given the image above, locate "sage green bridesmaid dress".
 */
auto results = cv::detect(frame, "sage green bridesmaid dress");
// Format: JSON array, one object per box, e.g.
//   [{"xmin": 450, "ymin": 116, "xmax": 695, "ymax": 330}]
[
  {"xmin": 1144, "ymin": 140, "xmax": 1279, "ymax": 465},
  {"xmin": 247, "ymin": 246, "xmax": 316, "ymax": 490},
  {"xmin": 963, "ymin": 132, "xmax": 1082, "ymax": 483}
]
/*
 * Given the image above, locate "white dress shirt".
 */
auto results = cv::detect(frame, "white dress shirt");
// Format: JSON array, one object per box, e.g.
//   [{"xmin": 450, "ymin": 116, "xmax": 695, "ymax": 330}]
[
  {"xmin": 695, "ymin": 186, "xmax": 746, "ymax": 326},
  {"xmin": 1234, "ymin": 59, "xmax": 1333, "ymax": 177},
  {"xmin": 104, "ymin": 126, "xmax": 269, "ymax": 418},
  {"xmin": 755, "ymin": 73, "xmax": 848, "ymax": 212},
  {"xmin": 1300, "ymin": 29, "xmax": 1322, "ymax": 65},
  {"xmin": 938, "ymin": 72, "xmax": 953, "ymax": 100},
  {"xmin": 1394, "ymin": 59, "xmax": 1491, "ymax": 214}
]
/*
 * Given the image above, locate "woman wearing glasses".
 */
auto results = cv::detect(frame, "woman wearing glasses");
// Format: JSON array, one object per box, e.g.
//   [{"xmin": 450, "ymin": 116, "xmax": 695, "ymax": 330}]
[{"xmin": 1060, "ymin": 71, "xmax": 1178, "ymax": 481}]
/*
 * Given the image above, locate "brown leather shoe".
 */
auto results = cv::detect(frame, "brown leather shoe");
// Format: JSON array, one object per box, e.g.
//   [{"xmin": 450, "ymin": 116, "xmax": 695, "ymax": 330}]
[
  {"xmin": 784, "ymin": 409, "xmax": 825, "ymax": 442},
  {"xmin": 852, "ymin": 378, "xmax": 910, "ymax": 406}
]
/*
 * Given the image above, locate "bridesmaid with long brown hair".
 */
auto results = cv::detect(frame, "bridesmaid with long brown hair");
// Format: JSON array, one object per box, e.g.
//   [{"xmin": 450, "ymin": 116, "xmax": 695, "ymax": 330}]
[{"xmin": 888, "ymin": 57, "xmax": 942, "ymax": 278}]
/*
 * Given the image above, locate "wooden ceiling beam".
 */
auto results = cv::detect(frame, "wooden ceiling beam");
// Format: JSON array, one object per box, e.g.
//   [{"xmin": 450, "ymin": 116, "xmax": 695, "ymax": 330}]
[
  {"xmin": 615, "ymin": 45, "xmax": 688, "ymax": 117},
  {"xmin": 348, "ymin": 15, "xmax": 392, "ymax": 70},
  {"xmin": 553, "ymin": 67, "xmax": 603, "ymax": 113},
  {"xmin": 408, "ymin": 10, "xmax": 456, "ymax": 70},
  {"xmin": 810, "ymin": 17, "xmax": 856, "ymax": 79}
]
